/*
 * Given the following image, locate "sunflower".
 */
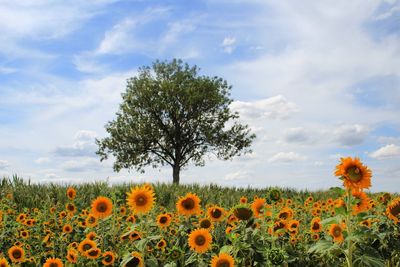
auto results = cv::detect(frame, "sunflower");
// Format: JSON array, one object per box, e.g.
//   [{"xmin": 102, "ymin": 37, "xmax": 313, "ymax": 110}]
[
  {"xmin": 156, "ymin": 213, "xmax": 172, "ymax": 229},
  {"xmin": 67, "ymin": 187, "xmax": 76, "ymax": 200},
  {"xmin": 102, "ymin": 251, "xmax": 115, "ymax": 266},
  {"xmin": 311, "ymin": 233, "xmax": 320, "ymax": 241},
  {"xmin": 251, "ymin": 198, "xmax": 271, "ymax": 218},
  {"xmin": 66, "ymin": 249, "xmax": 78, "ymax": 264},
  {"xmin": 8, "ymin": 246, "xmax": 24, "ymax": 263},
  {"xmin": 386, "ymin": 197, "xmax": 400, "ymax": 224},
  {"xmin": 0, "ymin": 257, "xmax": 10, "ymax": 267},
  {"xmin": 352, "ymin": 190, "xmax": 370, "ymax": 215},
  {"xmin": 85, "ymin": 214, "xmax": 98, "ymax": 227},
  {"xmin": 78, "ymin": 239, "xmax": 97, "ymax": 254},
  {"xmin": 277, "ymin": 207, "xmax": 293, "ymax": 221},
  {"xmin": 43, "ymin": 258, "xmax": 63, "ymax": 267},
  {"xmin": 66, "ymin": 203, "xmax": 76, "ymax": 213},
  {"xmin": 210, "ymin": 253, "xmax": 235, "ymax": 267},
  {"xmin": 288, "ymin": 220, "xmax": 300, "ymax": 231},
  {"xmin": 188, "ymin": 228, "xmax": 212, "ymax": 253},
  {"xmin": 63, "ymin": 224, "xmax": 73, "ymax": 234},
  {"xmin": 199, "ymin": 218, "xmax": 213, "ymax": 230},
  {"xmin": 156, "ymin": 239, "xmax": 167, "ymax": 250},
  {"xmin": 310, "ymin": 217, "xmax": 322, "ymax": 233},
  {"xmin": 129, "ymin": 231, "xmax": 142, "ymax": 241},
  {"xmin": 20, "ymin": 230, "xmax": 29, "ymax": 239},
  {"xmin": 329, "ymin": 224, "xmax": 344, "ymax": 243},
  {"xmin": 85, "ymin": 248, "xmax": 101, "ymax": 259},
  {"xmin": 176, "ymin": 193, "xmax": 201, "ymax": 216},
  {"xmin": 239, "ymin": 196, "xmax": 247, "ymax": 204},
  {"xmin": 232, "ymin": 205, "xmax": 253, "ymax": 221},
  {"xmin": 124, "ymin": 252, "xmax": 144, "ymax": 267},
  {"xmin": 207, "ymin": 205, "xmax": 225, "ymax": 222},
  {"xmin": 360, "ymin": 219, "xmax": 372, "ymax": 228},
  {"xmin": 91, "ymin": 196, "xmax": 113, "ymax": 219},
  {"xmin": 126, "ymin": 185, "xmax": 156, "ymax": 214},
  {"xmin": 334, "ymin": 157, "xmax": 372, "ymax": 191}
]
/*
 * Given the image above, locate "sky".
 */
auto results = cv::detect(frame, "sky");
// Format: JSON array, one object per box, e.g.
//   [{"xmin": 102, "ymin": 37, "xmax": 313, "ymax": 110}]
[{"xmin": 0, "ymin": 0, "xmax": 399, "ymax": 192}]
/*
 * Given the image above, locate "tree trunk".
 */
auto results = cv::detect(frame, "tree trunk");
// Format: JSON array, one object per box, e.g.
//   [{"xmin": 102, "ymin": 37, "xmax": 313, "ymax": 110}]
[{"xmin": 173, "ymin": 165, "xmax": 180, "ymax": 184}]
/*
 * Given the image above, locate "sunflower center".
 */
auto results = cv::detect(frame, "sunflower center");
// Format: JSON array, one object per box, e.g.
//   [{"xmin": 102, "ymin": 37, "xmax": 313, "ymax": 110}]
[
  {"xmin": 83, "ymin": 244, "xmax": 93, "ymax": 251},
  {"xmin": 312, "ymin": 222, "xmax": 320, "ymax": 230},
  {"xmin": 96, "ymin": 202, "xmax": 107, "ymax": 213},
  {"xmin": 49, "ymin": 263, "xmax": 58, "ymax": 267},
  {"xmin": 216, "ymin": 260, "xmax": 231, "ymax": 267},
  {"xmin": 195, "ymin": 235, "xmax": 206, "ymax": 246},
  {"xmin": 105, "ymin": 255, "xmax": 113, "ymax": 262},
  {"xmin": 136, "ymin": 195, "xmax": 147, "ymax": 206},
  {"xmin": 126, "ymin": 257, "xmax": 140, "ymax": 267},
  {"xmin": 333, "ymin": 227, "xmax": 341, "ymax": 237},
  {"xmin": 212, "ymin": 209, "xmax": 222, "ymax": 218},
  {"xmin": 347, "ymin": 166, "xmax": 362, "ymax": 182},
  {"xmin": 159, "ymin": 216, "xmax": 168, "ymax": 224},
  {"xmin": 88, "ymin": 250, "xmax": 99, "ymax": 257},
  {"xmin": 182, "ymin": 198, "xmax": 195, "ymax": 210},
  {"xmin": 12, "ymin": 249, "xmax": 22, "ymax": 259},
  {"xmin": 390, "ymin": 203, "xmax": 400, "ymax": 217},
  {"xmin": 279, "ymin": 212, "xmax": 288, "ymax": 220},
  {"xmin": 200, "ymin": 219, "xmax": 211, "ymax": 228}
]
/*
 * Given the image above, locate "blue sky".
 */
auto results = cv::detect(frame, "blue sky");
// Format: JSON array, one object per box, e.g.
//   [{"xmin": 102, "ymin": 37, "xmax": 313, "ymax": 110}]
[{"xmin": 0, "ymin": 0, "xmax": 399, "ymax": 192}]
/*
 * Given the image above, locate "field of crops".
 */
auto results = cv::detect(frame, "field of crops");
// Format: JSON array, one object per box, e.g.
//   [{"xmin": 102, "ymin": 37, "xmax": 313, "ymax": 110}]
[{"xmin": 0, "ymin": 157, "xmax": 399, "ymax": 266}]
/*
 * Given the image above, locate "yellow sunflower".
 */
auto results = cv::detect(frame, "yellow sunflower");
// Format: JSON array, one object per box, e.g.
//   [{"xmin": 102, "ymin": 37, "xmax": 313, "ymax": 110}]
[
  {"xmin": 66, "ymin": 187, "xmax": 76, "ymax": 200},
  {"xmin": 176, "ymin": 193, "xmax": 201, "ymax": 216},
  {"xmin": 156, "ymin": 239, "xmax": 167, "ymax": 250},
  {"xmin": 0, "ymin": 257, "xmax": 10, "ymax": 267},
  {"xmin": 8, "ymin": 246, "xmax": 25, "ymax": 263},
  {"xmin": 156, "ymin": 213, "xmax": 172, "ymax": 229},
  {"xmin": 239, "ymin": 196, "xmax": 248, "ymax": 204},
  {"xmin": 43, "ymin": 258, "xmax": 63, "ymax": 267},
  {"xmin": 78, "ymin": 239, "xmax": 97, "ymax": 254},
  {"xmin": 199, "ymin": 217, "xmax": 214, "ymax": 230},
  {"xmin": 210, "ymin": 253, "xmax": 235, "ymax": 267},
  {"xmin": 386, "ymin": 197, "xmax": 400, "ymax": 224},
  {"xmin": 66, "ymin": 249, "xmax": 78, "ymax": 264},
  {"xmin": 334, "ymin": 157, "xmax": 371, "ymax": 191},
  {"xmin": 188, "ymin": 228, "xmax": 212, "ymax": 253},
  {"xmin": 85, "ymin": 248, "xmax": 101, "ymax": 260},
  {"xmin": 352, "ymin": 190, "xmax": 370, "ymax": 215},
  {"xmin": 124, "ymin": 252, "xmax": 144, "ymax": 267},
  {"xmin": 251, "ymin": 198, "xmax": 271, "ymax": 218},
  {"xmin": 126, "ymin": 185, "xmax": 156, "ymax": 214},
  {"xmin": 85, "ymin": 214, "xmax": 98, "ymax": 227},
  {"xmin": 102, "ymin": 251, "xmax": 115, "ymax": 266},
  {"xmin": 91, "ymin": 196, "xmax": 113, "ymax": 219},
  {"xmin": 62, "ymin": 224, "xmax": 73, "ymax": 234},
  {"xmin": 310, "ymin": 217, "xmax": 322, "ymax": 233},
  {"xmin": 329, "ymin": 224, "xmax": 344, "ymax": 243},
  {"xmin": 207, "ymin": 205, "xmax": 225, "ymax": 222}
]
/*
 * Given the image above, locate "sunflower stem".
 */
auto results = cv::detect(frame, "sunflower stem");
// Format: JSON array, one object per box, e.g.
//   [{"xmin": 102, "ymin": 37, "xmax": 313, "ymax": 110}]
[{"xmin": 346, "ymin": 188, "xmax": 353, "ymax": 267}]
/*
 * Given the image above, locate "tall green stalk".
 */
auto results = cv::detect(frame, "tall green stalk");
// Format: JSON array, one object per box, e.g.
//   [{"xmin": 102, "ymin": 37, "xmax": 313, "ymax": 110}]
[{"xmin": 346, "ymin": 188, "xmax": 354, "ymax": 267}]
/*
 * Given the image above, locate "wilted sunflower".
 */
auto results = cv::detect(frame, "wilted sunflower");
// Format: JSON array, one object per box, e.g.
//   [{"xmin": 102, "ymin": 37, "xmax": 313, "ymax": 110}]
[
  {"xmin": 102, "ymin": 251, "xmax": 115, "ymax": 266},
  {"xmin": 126, "ymin": 185, "xmax": 156, "ymax": 214},
  {"xmin": 8, "ymin": 246, "xmax": 24, "ymax": 263},
  {"xmin": 124, "ymin": 252, "xmax": 144, "ymax": 267},
  {"xmin": 310, "ymin": 217, "xmax": 322, "ymax": 233},
  {"xmin": 210, "ymin": 253, "xmax": 235, "ymax": 267},
  {"xmin": 207, "ymin": 205, "xmax": 225, "ymax": 222},
  {"xmin": 329, "ymin": 224, "xmax": 344, "ymax": 243},
  {"xmin": 66, "ymin": 187, "xmax": 76, "ymax": 200},
  {"xmin": 352, "ymin": 190, "xmax": 370, "ymax": 215},
  {"xmin": 335, "ymin": 157, "xmax": 371, "ymax": 191},
  {"xmin": 91, "ymin": 196, "xmax": 113, "ymax": 219},
  {"xmin": 386, "ymin": 197, "xmax": 400, "ymax": 224},
  {"xmin": 0, "ymin": 257, "xmax": 10, "ymax": 267},
  {"xmin": 176, "ymin": 193, "xmax": 201, "ymax": 216},
  {"xmin": 66, "ymin": 249, "xmax": 78, "ymax": 264},
  {"xmin": 188, "ymin": 228, "xmax": 212, "ymax": 253},
  {"xmin": 156, "ymin": 213, "xmax": 172, "ymax": 229},
  {"xmin": 43, "ymin": 258, "xmax": 63, "ymax": 267}
]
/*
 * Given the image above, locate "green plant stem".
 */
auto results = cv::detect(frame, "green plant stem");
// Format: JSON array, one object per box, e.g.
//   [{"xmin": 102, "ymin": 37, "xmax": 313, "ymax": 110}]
[{"xmin": 346, "ymin": 188, "xmax": 353, "ymax": 267}]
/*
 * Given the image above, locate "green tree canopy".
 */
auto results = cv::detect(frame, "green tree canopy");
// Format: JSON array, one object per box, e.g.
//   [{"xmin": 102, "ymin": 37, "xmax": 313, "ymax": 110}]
[{"xmin": 96, "ymin": 59, "xmax": 255, "ymax": 184}]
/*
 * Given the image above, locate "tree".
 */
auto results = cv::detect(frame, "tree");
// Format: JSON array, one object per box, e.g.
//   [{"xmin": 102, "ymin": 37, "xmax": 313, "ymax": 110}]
[{"xmin": 96, "ymin": 59, "xmax": 256, "ymax": 184}]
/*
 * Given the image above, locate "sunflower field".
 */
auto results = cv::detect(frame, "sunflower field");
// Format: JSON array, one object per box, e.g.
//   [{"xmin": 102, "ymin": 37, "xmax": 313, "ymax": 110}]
[{"xmin": 0, "ymin": 157, "xmax": 399, "ymax": 266}]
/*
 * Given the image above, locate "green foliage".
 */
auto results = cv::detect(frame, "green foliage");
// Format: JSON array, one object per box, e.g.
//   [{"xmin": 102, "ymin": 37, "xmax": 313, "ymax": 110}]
[{"xmin": 96, "ymin": 59, "xmax": 255, "ymax": 184}]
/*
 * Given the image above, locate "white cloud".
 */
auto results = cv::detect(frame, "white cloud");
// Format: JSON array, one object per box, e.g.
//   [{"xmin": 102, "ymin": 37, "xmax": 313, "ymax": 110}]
[
  {"xmin": 333, "ymin": 124, "xmax": 369, "ymax": 146},
  {"xmin": 35, "ymin": 157, "xmax": 51, "ymax": 164},
  {"xmin": 61, "ymin": 158, "xmax": 105, "ymax": 172},
  {"xmin": 224, "ymin": 170, "xmax": 249, "ymax": 180},
  {"xmin": 268, "ymin": 152, "xmax": 306, "ymax": 163},
  {"xmin": 231, "ymin": 95, "xmax": 299, "ymax": 120},
  {"xmin": 369, "ymin": 144, "xmax": 400, "ymax": 159},
  {"xmin": 53, "ymin": 130, "xmax": 98, "ymax": 157},
  {"xmin": 221, "ymin": 37, "xmax": 236, "ymax": 54},
  {"xmin": 374, "ymin": 5, "xmax": 400, "ymax": 20},
  {"xmin": 283, "ymin": 127, "xmax": 308, "ymax": 143},
  {"xmin": 0, "ymin": 160, "xmax": 10, "ymax": 170}
]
